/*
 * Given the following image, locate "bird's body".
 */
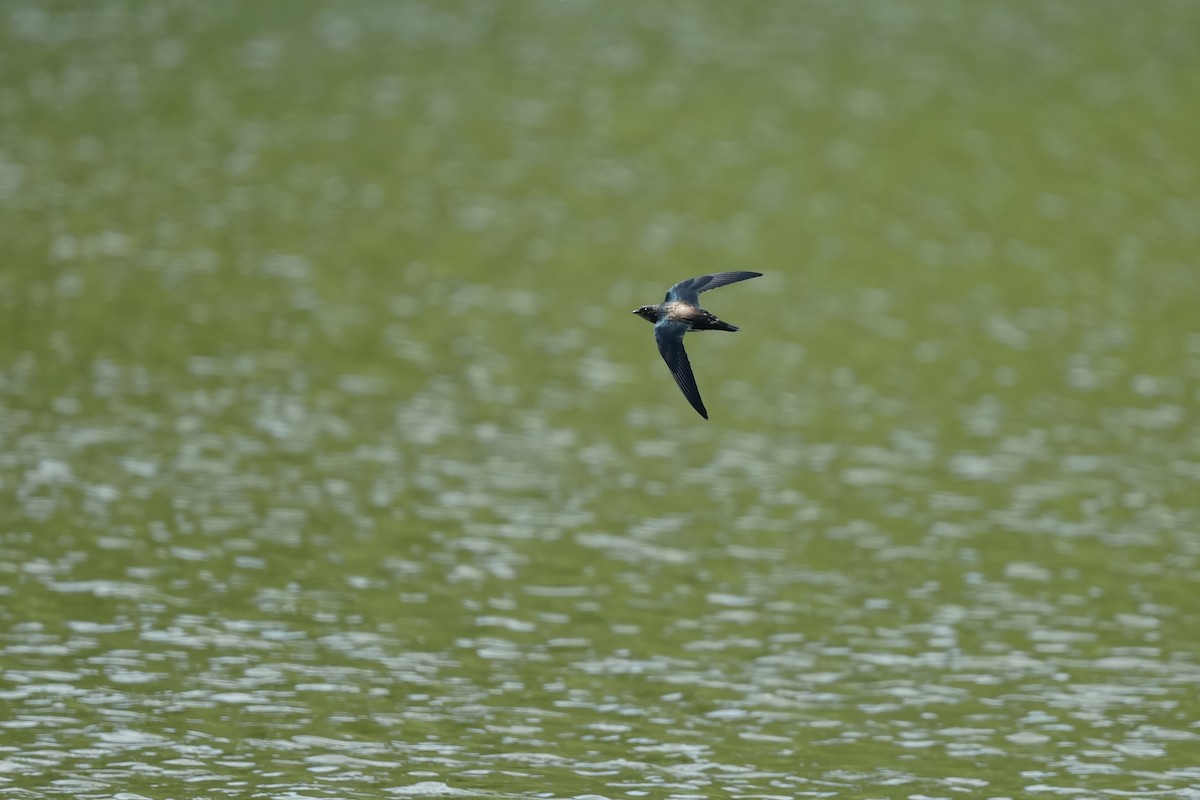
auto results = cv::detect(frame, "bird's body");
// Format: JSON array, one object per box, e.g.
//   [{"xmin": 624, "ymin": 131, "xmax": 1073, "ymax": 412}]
[
  {"xmin": 659, "ymin": 301, "xmax": 737, "ymax": 330},
  {"xmin": 632, "ymin": 271, "xmax": 762, "ymax": 419}
]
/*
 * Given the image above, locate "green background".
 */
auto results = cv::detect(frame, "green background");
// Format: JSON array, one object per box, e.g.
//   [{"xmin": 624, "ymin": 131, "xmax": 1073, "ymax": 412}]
[{"xmin": 2, "ymin": 2, "xmax": 1199, "ymax": 797}]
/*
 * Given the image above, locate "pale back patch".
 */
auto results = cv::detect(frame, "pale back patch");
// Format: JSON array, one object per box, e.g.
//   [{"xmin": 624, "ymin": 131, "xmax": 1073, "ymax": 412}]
[{"xmin": 663, "ymin": 301, "xmax": 700, "ymax": 323}]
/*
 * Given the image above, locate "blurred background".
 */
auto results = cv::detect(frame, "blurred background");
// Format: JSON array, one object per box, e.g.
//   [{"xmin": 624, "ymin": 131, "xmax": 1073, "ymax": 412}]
[{"xmin": 2, "ymin": 1, "xmax": 1199, "ymax": 797}]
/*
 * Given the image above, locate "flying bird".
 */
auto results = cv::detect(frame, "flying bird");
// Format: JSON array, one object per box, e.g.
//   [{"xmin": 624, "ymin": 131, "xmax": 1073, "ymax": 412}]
[{"xmin": 632, "ymin": 271, "xmax": 763, "ymax": 419}]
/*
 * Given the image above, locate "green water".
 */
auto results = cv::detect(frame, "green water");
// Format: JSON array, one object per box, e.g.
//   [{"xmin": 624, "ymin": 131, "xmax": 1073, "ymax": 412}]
[{"xmin": 2, "ymin": 2, "xmax": 1199, "ymax": 798}]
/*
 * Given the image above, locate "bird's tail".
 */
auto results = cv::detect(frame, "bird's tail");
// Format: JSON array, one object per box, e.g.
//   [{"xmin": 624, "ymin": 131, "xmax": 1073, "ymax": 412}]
[{"xmin": 697, "ymin": 318, "xmax": 739, "ymax": 332}]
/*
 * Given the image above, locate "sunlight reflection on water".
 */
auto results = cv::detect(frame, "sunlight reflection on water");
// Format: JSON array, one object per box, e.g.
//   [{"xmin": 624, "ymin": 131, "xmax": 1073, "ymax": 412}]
[{"xmin": 4, "ymin": 0, "xmax": 1200, "ymax": 798}]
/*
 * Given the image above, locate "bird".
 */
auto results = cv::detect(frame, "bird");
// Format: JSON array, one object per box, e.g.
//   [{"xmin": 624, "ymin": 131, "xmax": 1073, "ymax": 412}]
[{"xmin": 632, "ymin": 271, "xmax": 763, "ymax": 419}]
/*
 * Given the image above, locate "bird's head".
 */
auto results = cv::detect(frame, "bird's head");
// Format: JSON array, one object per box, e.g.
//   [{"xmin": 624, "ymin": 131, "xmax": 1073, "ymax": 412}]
[{"xmin": 632, "ymin": 305, "xmax": 660, "ymax": 323}]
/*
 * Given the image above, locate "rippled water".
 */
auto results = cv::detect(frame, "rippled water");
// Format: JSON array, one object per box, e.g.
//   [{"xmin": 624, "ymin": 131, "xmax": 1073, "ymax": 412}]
[{"xmin": 3, "ymin": 2, "xmax": 1200, "ymax": 798}]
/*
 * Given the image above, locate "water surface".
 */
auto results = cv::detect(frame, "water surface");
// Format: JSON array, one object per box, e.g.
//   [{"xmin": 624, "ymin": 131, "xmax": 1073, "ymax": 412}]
[{"xmin": 2, "ymin": 2, "xmax": 1200, "ymax": 798}]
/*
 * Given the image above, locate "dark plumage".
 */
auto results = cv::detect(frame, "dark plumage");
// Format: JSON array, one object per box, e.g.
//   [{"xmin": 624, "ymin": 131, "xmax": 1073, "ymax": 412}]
[{"xmin": 632, "ymin": 271, "xmax": 762, "ymax": 419}]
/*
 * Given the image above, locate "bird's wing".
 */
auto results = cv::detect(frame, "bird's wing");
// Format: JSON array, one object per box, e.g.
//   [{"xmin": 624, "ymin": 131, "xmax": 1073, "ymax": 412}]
[
  {"xmin": 654, "ymin": 320, "xmax": 707, "ymax": 419},
  {"xmin": 664, "ymin": 271, "xmax": 763, "ymax": 305}
]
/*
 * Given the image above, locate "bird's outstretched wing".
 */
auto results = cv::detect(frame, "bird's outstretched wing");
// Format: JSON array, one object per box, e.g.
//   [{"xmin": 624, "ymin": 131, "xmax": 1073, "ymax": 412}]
[
  {"xmin": 664, "ymin": 271, "xmax": 762, "ymax": 305},
  {"xmin": 654, "ymin": 320, "xmax": 707, "ymax": 419}
]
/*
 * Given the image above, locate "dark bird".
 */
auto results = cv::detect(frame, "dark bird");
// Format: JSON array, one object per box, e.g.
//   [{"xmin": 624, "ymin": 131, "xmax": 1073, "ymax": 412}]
[{"xmin": 632, "ymin": 271, "xmax": 763, "ymax": 419}]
